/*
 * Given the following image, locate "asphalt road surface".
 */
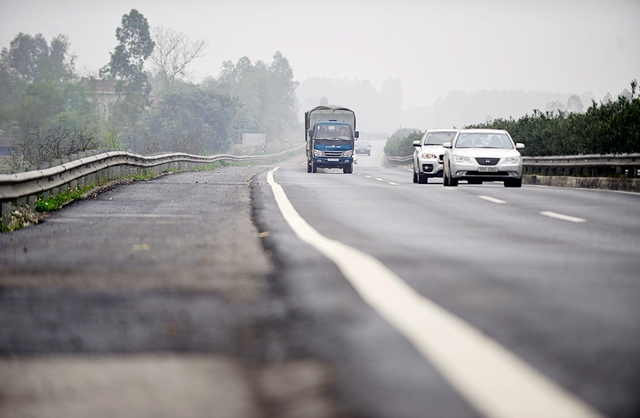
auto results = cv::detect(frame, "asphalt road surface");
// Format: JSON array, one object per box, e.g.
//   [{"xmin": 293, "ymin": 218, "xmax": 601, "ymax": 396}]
[{"xmin": 1, "ymin": 138, "xmax": 639, "ymax": 418}]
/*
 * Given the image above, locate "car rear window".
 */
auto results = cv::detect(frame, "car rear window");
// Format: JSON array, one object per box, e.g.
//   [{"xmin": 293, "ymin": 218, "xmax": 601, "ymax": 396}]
[{"xmin": 425, "ymin": 132, "xmax": 456, "ymax": 145}]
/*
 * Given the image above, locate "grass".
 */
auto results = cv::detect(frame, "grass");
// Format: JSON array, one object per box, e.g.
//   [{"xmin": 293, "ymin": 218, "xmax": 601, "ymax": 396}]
[{"xmin": 35, "ymin": 185, "xmax": 95, "ymax": 212}]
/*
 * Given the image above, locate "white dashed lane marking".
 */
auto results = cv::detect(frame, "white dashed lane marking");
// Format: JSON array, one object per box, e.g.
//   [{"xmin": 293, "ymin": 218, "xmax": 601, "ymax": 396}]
[
  {"xmin": 478, "ymin": 196, "xmax": 507, "ymax": 204},
  {"xmin": 540, "ymin": 211, "xmax": 586, "ymax": 223}
]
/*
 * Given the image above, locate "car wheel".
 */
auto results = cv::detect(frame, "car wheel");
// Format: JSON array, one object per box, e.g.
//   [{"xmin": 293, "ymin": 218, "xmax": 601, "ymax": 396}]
[
  {"xmin": 450, "ymin": 178, "xmax": 458, "ymax": 186},
  {"xmin": 504, "ymin": 178, "xmax": 522, "ymax": 187},
  {"xmin": 413, "ymin": 171, "xmax": 418, "ymax": 183},
  {"xmin": 418, "ymin": 172, "xmax": 427, "ymax": 184}
]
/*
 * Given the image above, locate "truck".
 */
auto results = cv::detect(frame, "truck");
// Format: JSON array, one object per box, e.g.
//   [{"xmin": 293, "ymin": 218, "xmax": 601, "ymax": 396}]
[{"xmin": 305, "ymin": 105, "xmax": 359, "ymax": 174}]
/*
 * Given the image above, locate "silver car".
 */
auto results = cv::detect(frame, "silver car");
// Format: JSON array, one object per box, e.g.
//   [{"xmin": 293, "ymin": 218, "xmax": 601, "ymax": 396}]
[
  {"xmin": 442, "ymin": 129, "xmax": 525, "ymax": 187},
  {"xmin": 412, "ymin": 129, "xmax": 458, "ymax": 184}
]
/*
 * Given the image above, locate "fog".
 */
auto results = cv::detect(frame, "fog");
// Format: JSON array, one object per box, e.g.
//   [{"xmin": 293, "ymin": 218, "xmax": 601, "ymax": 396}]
[{"xmin": 2, "ymin": 0, "xmax": 638, "ymax": 133}]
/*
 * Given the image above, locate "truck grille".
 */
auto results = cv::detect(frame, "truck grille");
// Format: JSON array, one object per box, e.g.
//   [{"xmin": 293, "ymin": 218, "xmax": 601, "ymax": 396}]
[{"xmin": 324, "ymin": 151, "xmax": 343, "ymax": 157}]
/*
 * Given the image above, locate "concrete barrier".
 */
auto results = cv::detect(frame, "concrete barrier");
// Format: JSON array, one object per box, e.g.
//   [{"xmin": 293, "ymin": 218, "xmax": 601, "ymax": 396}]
[{"xmin": 523, "ymin": 175, "xmax": 640, "ymax": 192}]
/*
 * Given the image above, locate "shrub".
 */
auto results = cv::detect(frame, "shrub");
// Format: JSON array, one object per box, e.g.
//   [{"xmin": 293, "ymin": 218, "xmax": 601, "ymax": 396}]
[{"xmin": 384, "ymin": 128, "xmax": 423, "ymax": 157}]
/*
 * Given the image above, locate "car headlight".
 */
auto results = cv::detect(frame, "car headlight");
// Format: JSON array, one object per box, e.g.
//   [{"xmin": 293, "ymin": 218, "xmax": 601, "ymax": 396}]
[
  {"xmin": 421, "ymin": 153, "xmax": 437, "ymax": 159},
  {"xmin": 504, "ymin": 156, "xmax": 521, "ymax": 164},
  {"xmin": 343, "ymin": 150, "xmax": 353, "ymax": 157},
  {"xmin": 453, "ymin": 155, "xmax": 472, "ymax": 163},
  {"xmin": 313, "ymin": 150, "xmax": 323, "ymax": 157}
]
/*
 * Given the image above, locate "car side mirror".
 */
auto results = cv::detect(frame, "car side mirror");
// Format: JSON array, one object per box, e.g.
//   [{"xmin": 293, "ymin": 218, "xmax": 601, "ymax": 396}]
[
  {"xmin": 354, "ymin": 131, "xmax": 360, "ymax": 139},
  {"xmin": 413, "ymin": 140, "xmax": 421, "ymax": 147},
  {"xmin": 516, "ymin": 143, "xmax": 525, "ymax": 149},
  {"xmin": 443, "ymin": 142, "xmax": 452, "ymax": 149}
]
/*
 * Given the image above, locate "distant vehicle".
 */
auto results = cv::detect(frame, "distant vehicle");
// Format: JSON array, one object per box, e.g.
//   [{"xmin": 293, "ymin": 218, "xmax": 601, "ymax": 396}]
[
  {"xmin": 355, "ymin": 141, "xmax": 372, "ymax": 155},
  {"xmin": 442, "ymin": 129, "xmax": 525, "ymax": 187},
  {"xmin": 412, "ymin": 129, "xmax": 458, "ymax": 184},
  {"xmin": 305, "ymin": 105, "xmax": 359, "ymax": 174}
]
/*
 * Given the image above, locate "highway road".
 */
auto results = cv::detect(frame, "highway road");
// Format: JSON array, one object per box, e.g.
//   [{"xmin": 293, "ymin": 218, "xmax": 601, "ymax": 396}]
[
  {"xmin": 253, "ymin": 138, "xmax": 640, "ymax": 418},
  {"xmin": 1, "ymin": 137, "xmax": 639, "ymax": 417}
]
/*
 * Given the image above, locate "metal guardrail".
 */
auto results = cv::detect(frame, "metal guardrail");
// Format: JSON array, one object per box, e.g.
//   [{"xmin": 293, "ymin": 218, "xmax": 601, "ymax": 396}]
[
  {"xmin": 385, "ymin": 153, "xmax": 640, "ymax": 178},
  {"xmin": 521, "ymin": 154, "xmax": 640, "ymax": 177},
  {"xmin": 1, "ymin": 146, "xmax": 304, "ymax": 226},
  {"xmin": 384, "ymin": 155, "xmax": 413, "ymax": 165}
]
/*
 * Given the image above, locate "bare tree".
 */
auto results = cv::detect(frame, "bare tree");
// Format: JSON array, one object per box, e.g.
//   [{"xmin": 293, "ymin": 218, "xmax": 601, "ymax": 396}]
[{"xmin": 149, "ymin": 26, "xmax": 207, "ymax": 92}]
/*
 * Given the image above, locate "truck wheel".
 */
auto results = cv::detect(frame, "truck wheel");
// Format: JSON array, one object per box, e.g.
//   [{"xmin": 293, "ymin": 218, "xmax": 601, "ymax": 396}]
[
  {"xmin": 307, "ymin": 162, "xmax": 312, "ymax": 173},
  {"xmin": 312, "ymin": 161, "xmax": 317, "ymax": 173}
]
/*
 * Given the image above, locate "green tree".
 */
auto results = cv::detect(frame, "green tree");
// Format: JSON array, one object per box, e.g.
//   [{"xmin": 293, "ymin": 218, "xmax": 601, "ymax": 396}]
[
  {"xmin": 216, "ymin": 52, "xmax": 298, "ymax": 145},
  {"xmin": 148, "ymin": 87, "xmax": 240, "ymax": 153},
  {"xmin": 100, "ymin": 9, "xmax": 154, "ymax": 101},
  {"xmin": 100, "ymin": 9, "xmax": 154, "ymax": 150},
  {"xmin": 17, "ymin": 81, "xmax": 65, "ymax": 130},
  {"xmin": 0, "ymin": 33, "xmax": 74, "ymax": 108}
]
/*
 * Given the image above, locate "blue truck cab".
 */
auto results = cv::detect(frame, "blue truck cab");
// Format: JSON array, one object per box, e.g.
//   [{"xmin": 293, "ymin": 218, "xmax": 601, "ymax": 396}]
[{"xmin": 305, "ymin": 105, "xmax": 359, "ymax": 174}]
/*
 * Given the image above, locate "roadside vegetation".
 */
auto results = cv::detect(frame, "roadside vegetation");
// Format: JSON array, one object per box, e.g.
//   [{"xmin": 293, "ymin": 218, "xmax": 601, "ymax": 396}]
[
  {"xmin": 385, "ymin": 80, "xmax": 639, "ymax": 158},
  {"xmin": 467, "ymin": 80, "xmax": 639, "ymax": 156},
  {"xmin": 0, "ymin": 9, "xmax": 299, "ymax": 172},
  {"xmin": 383, "ymin": 128, "xmax": 422, "ymax": 157}
]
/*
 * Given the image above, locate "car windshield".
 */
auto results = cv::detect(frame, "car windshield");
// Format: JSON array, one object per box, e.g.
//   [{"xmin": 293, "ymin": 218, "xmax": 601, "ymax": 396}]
[
  {"xmin": 454, "ymin": 133, "xmax": 513, "ymax": 149},
  {"xmin": 314, "ymin": 124, "xmax": 352, "ymax": 141},
  {"xmin": 424, "ymin": 132, "xmax": 456, "ymax": 145}
]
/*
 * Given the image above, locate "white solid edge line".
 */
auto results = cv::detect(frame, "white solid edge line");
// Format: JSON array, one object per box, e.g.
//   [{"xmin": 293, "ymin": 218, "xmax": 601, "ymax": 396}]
[
  {"xmin": 540, "ymin": 211, "xmax": 587, "ymax": 223},
  {"xmin": 267, "ymin": 166, "xmax": 605, "ymax": 418},
  {"xmin": 478, "ymin": 196, "xmax": 507, "ymax": 204}
]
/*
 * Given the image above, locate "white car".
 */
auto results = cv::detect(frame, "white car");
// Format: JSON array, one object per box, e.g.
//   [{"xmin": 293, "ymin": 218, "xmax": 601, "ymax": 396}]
[
  {"xmin": 412, "ymin": 129, "xmax": 458, "ymax": 184},
  {"xmin": 442, "ymin": 129, "xmax": 525, "ymax": 187}
]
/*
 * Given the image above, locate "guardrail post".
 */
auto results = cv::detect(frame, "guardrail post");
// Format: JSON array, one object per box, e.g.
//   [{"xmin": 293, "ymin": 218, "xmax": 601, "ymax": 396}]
[{"xmin": 1, "ymin": 202, "xmax": 12, "ymax": 226}]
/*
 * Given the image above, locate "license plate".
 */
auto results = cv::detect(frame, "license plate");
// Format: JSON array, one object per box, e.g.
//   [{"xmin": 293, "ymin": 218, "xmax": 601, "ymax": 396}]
[
  {"xmin": 327, "ymin": 158, "xmax": 339, "ymax": 162},
  {"xmin": 478, "ymin": 166, "xmax": 498, "ymax": 172}
]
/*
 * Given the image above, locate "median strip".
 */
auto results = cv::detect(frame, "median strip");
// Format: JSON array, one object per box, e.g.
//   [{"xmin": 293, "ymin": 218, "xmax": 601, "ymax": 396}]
[{"xmin": 267, "ymin": 167, "xmax": 604, "ymax": 418}]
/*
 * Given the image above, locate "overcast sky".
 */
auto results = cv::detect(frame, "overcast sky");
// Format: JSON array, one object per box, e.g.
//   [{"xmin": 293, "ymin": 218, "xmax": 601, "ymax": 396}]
[{"xmin": 1, "ymin": 0, "xmax": 638, "ymax": 108}]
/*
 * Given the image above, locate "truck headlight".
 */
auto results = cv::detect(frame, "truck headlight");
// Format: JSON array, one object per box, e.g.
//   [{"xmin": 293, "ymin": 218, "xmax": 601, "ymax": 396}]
[
  {"xmin": 343, "ymin": 150, "xmax": 353, "ymax": 157},
  {"xmin": 313, "ymin": 150, "xmax": 323, "ymax": 157}
]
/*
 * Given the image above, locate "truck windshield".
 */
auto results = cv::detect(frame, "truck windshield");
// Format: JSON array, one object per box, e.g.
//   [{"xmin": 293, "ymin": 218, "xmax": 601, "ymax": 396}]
[{"xmin": 315, "ymin": 125, "xmax": 352, "ymax": 141}]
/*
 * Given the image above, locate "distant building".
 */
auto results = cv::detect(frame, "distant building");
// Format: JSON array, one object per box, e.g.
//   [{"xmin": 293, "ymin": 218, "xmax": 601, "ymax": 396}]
[{"xmin": 83, "ymin": 78, "xmax": 120, "ymax": 119}]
